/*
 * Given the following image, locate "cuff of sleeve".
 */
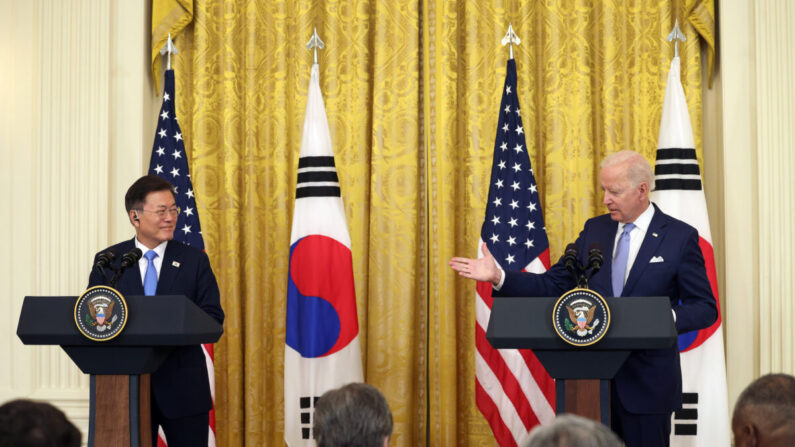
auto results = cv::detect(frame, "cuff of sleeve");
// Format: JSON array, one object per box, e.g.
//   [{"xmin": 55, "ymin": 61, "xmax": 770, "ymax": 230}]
[{"xmin": 493, "ymin": 264, "xmax": 506, "ymax": 291}]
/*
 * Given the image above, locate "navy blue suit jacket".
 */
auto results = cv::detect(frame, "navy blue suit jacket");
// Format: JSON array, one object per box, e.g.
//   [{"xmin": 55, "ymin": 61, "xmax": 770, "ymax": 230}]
[
  {"xmin": 88, "ymin": 238, "xmax": 224, "ymax": 419},
  {"xmin": 498, "ymin": 204, "xmax": 717, "ymax": 414}
]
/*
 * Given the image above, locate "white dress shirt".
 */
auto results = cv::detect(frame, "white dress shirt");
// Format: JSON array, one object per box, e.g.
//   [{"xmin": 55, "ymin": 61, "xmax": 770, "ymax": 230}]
[
  {"xmin": 135, "ymin": 238, "xmax": 168, "ymax": 284},
  {"xmin": 612, "ymin": 203, "xmax": 654, "ymax": 286}
]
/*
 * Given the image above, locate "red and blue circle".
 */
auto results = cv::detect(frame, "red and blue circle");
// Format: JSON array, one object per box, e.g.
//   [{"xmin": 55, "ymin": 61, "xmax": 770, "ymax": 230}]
[{"xmin": 286, "ymin": 235, "xmax": 359, "ymax": 358}]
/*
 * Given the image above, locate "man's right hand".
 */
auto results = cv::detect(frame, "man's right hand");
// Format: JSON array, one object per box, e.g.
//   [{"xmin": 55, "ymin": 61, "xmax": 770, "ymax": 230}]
[{"xmin": 449, "ymin": 243, "xmax": 501, "ymax": 285}]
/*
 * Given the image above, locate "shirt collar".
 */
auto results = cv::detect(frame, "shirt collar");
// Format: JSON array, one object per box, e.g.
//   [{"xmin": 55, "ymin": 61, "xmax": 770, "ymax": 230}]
[
  {"xmin": 134, "ymin": 238, "xmax": 168, "ymax": 259},
  {"xmin": 620, "ymin": 202, "xmax": 654, "ymax": 233}
]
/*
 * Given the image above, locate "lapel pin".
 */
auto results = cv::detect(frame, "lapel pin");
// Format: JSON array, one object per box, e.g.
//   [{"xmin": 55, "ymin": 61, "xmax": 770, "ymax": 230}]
[
  {"xmin": 652, "ymin": 232, "xmax": 658, "ymax": 237},
  {"xmin": 172, "ymin": 261, "xmax": 180, "ymax": 268}
]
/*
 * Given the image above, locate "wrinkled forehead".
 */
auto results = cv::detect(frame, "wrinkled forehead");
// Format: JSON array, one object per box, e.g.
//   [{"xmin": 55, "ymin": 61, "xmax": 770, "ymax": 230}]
[{"xmin": 600, "ymin": 164, "xmax": 632, "ymax": 185}]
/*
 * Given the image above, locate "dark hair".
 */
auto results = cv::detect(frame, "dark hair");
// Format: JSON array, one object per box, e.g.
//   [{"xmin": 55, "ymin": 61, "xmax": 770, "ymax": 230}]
[
  {"xmin": 734, "ymin": 373, "xmax": 795, "ymax": 430},
  {"xmin": 124, "ymin": 175, "xmax": 175, "ymax": 212},
  {"xmin": 523, "ymin": 414, "xmax": 622, "ymax": 447},
  {"xmin": 0, "ymin": 399, "xmax": 81, "ymax": 447},
  {"xmin": 313, "ymin": 383, "xmax": 393, "ymax": 447}
]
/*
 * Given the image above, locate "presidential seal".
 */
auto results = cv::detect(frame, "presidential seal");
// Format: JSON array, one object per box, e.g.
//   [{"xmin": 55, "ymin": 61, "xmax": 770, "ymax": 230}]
[
  {"xmin": 552, "ymin": 288, "xmax": 610, "ymax": 347},
  {"xmin": 74, "ymin": 286, "xmax": 128, "ymax": 341}
]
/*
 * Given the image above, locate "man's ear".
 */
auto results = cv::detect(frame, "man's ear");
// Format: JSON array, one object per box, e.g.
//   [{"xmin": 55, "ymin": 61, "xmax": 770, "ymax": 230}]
[
  {"xmin": 747, "ymin": 424, "xmax": 759, "ymax": 447},
  {"xmin": 130, "ymin": 210, "xmax": 140, "ymax": 226},
  {"xmin": 382, "ymin": 436, "xmax": 390, "ymax": 447},
  {"xmin": 738, "ymin": 423, "xmax": 759, "ymax": 447}
]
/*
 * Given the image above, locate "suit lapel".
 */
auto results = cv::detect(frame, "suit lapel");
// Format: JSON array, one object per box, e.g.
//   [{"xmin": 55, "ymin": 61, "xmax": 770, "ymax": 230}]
[
  {"xmin": 600, "ymin": 218, "xmax": 619, "ymax": 295},
  {"xmin": 623, "ymin": 206, "xmax": 667, "ymax": 295},
  {"xmin": 156, "ymin": 241, "xmax": 181, "ymax": 294}
]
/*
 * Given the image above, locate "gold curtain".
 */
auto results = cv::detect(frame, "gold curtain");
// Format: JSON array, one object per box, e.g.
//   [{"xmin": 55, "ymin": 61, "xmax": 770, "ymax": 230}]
[{"xmin": 153, "ymin": 0, "xmax": 713, "ymax": 445}]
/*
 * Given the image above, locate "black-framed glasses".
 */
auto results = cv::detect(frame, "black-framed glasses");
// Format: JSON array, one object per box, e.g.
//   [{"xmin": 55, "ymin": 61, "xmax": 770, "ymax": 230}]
[{"xmin": 137, "ymin": 206, "xmax": 181, "ymax": 218}]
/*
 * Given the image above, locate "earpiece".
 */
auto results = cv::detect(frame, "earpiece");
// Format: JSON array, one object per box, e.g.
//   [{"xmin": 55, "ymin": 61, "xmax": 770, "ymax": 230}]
[{"xmin": 132, "ymin": 210, "xmax": 140, "ymax": 222}]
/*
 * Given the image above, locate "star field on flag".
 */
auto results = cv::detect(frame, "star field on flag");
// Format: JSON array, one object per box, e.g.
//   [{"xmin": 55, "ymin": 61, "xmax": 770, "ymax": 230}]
[
  {"xmin": 148, "ymin": 69, "xmax": 205, "ymax": 249},
  {"xmin": 481, "ymin": 62, "xmax": 547, "ymax": 270}
]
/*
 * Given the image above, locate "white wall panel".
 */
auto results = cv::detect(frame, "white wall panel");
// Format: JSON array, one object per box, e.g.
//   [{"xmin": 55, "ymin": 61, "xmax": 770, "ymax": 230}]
[
  {"xmin": 0, "ymin": 0, "xmax": 153, "ymax": 442},
  {"xmin": 754, "ymin": 0, "xmax": 795, "ymax": 374},
  {"xmin": 722, "ymin": 0, "xmax": 795, "ymax": 412}
]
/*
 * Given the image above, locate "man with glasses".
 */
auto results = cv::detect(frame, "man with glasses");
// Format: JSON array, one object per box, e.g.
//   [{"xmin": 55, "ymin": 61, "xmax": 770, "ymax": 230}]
[{"xmin": 87, "ymin": 175, "xmax": 224, "ymax": 447}]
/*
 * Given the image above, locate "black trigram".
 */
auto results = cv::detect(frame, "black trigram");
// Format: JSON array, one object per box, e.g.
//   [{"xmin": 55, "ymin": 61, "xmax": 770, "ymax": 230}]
[
  {"xmin": 654, "ymin": 147, "xmax": 703, "ymax": 191},
  {"xmin": 299, "ymin": 395, "xmax": 320, "ymax": 439},
  {"xmin": 296, "ymin": 156, "xmax": 341, "ymax": 198},
  {"xmin": 673, "ymin": 392, "xmax": 698, "ymax": 435}
]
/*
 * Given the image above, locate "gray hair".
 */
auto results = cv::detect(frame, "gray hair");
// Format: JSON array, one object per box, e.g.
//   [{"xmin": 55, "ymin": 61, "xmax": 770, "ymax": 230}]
[
  {"xmin": 522, "ymin": 414, "xmax": 622, "ymax": 447},
  {"xmin": 600, "ymin": 150, "xmax": 654, "ymax": 191},
  {"xmin": 313, "ymin": 382, "xmax": 393, "ymax": 447},
  {"xmin": 733, "ymin": 373, "xmax": 795, "ymax": 432}
]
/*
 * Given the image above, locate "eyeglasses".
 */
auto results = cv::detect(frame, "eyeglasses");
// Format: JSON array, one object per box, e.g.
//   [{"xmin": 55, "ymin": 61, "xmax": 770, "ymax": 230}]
[{"xmin": 137, "ymin": 207, "xmax": 181, "ymax": 218}]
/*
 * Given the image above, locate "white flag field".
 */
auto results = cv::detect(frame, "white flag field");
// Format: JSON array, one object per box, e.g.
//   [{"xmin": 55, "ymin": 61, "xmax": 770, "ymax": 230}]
[
  {"xmin": 283, "ymin": 63, "xmax": 364, "ymax": 446},
  {"xmin": 650, "ymin": 56, "xmax": 730, "ymax": 446}
]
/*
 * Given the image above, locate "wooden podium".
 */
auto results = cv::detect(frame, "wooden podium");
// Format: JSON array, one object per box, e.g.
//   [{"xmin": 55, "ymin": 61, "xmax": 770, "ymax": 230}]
[
  {"xmin": 486, "ymin": 296, "xmax": 677, "ymax": 424},
  {"xmin": 17, "ymin": 295, "xmax": 223, "ymax": 447}
]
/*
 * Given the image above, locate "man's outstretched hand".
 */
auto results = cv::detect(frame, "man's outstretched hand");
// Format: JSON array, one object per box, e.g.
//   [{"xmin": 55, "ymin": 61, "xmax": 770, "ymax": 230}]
[{"xmin": 449, "ymin": 243, "xmax": 501, "ymax": 285}]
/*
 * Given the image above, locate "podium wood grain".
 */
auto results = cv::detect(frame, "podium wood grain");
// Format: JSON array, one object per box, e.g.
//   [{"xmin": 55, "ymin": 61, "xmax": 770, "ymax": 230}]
[{"xmin": 94, "ymin": 375, "xmax": 151, "ymax": 447}]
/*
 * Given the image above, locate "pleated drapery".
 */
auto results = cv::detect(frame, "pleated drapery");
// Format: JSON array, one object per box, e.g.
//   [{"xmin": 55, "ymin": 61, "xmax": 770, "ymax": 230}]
[{"xmin": 152, "ymin": 0, "xmax": 713, "ymax": 444}]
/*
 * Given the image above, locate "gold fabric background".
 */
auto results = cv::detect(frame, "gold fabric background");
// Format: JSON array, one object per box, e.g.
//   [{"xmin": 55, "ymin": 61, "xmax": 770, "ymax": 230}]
[{"xmin": 154, "ymin": 0, "xmax": 712, "ymax": 445}]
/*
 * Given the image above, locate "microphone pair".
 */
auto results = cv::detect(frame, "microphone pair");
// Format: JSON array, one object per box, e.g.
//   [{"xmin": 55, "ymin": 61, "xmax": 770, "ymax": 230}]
[
  {"xmin": 94, "ymin": 248, "xmax": 142, "ymax": 269},
  {"xmin": 95, "ymin": 248, "xmax": 143, "ymax": 287},
  {"xmin": 562, "ymin": 243, "xmax": 603, "ymax": 288}
]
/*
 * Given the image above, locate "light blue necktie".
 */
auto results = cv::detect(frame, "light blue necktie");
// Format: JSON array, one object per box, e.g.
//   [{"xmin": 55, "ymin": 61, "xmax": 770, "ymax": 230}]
[
  {"xmin": 612, "ymin": 223, "xmax": 635, "ymax": 297},
  {"xmin": 143, "ymin": 250, "xmax": 158, "ymax": 296}
]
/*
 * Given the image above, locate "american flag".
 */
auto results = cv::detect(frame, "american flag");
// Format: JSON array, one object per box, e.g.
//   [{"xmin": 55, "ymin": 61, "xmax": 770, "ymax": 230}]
[
  {"xmin": 474, "ymin": 58, "xmax": 556, "ymax": 447},
  {"xmin": 148, "ymin": 69, "xmax": 217, "ymax": 446}
]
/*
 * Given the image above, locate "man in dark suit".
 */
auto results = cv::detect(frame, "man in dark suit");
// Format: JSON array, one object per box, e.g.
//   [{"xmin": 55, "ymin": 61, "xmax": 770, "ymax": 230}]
[
  {"xmin": 450, "ymin": 151, "xmax": 717, "ymax": 447},
  {"xmin": 732, "ymin": 373, "xmax": 795, "ymax": 447},
  {"xmin": 87, "ymin": 175, "xmax": 224, "ymax": 447}
]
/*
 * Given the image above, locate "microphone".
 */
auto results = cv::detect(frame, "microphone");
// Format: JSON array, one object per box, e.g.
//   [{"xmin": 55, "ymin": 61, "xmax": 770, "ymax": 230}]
[
  {"xmin": 587, "ymin": 243, "xmax": 603, "ymax": 274},
  {"xmin": 110, "ymin": 248, "xmax": 142, "ymax": 288},
  {"xmin": 94, "ymin": 250, "xmax": 117, "ymax": 269},
  {"xmin": 94, "ymin": 250, "xmax": 117, "ymax": 284},
  {"xmin": 119, "ymin": 248, "xmax": 143, "ymax": 269},
  {"xmin": 562, "ymin": 243, "xmax": 579, "ymax": 277}
]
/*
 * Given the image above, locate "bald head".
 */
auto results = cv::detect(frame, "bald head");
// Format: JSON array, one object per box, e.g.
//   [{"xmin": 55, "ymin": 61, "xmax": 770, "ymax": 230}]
[{"xmin": 732, "ymin": 374, "xmax": 795, "ymax": 447}]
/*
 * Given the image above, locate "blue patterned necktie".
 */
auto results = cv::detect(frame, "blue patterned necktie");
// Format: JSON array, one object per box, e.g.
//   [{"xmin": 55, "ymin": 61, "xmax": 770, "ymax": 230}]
[
  {"xmin": 612, "ymin": 223, "xmax": 635, "ymax": 297},
  {"xmin": 143, "ymin": 250, "xmax": 158, "ymax": 296}
]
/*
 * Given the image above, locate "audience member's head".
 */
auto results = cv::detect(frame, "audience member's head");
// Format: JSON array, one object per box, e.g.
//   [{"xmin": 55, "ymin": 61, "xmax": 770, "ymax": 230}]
[
  {"xmin": 732, "ymin": 373, "xmax": 795, "ymax": 447},
  {"xmin": 313, "ymin": 382, "xmax": 393, "ymax": 447},
  {"xmin": 522, "ymin": 414, "xmax": 622, "ymax": 447},
  {"xmin": 0, "ymin": 399, "xmax": 81, "ymax": 447}
]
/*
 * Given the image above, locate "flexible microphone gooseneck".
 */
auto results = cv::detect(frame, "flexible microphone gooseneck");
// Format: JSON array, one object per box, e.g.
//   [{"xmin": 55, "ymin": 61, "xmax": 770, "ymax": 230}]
[
  {"xmin": 94, "ymin": 250, "xmax": 117, "ymax": 283},
  {"xmin": 110, "ymin": 248, "xmax": 143, "ymax": 288}
]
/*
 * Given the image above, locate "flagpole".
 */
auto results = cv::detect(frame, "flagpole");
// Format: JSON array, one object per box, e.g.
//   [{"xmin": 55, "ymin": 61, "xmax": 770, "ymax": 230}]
[
  {"xmin": 667, "ymin": 19, "xmax": 686, "ymax": 59},
  {"xmin": 306, "ymin": 27, "xmax": 325, "ymax": 65},
  {"xmin": 501, "ymin": 24, "xmax": 520, "ymax": 60}
]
